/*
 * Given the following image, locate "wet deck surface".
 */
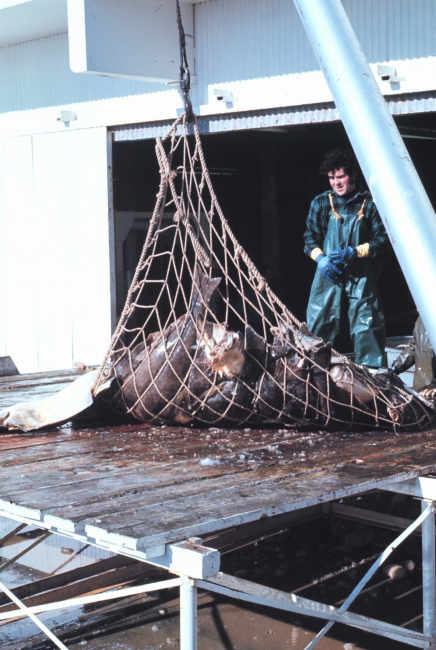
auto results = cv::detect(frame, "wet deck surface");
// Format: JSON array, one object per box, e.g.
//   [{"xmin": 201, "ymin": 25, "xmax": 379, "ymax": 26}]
[{"xmin": 1, "ymin": 371, "xmax": 436, "ymax": 554}]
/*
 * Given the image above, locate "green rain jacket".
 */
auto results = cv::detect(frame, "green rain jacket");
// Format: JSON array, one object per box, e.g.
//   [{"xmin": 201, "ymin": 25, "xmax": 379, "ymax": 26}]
[
  {"xmin": 303, "ymin": 186, "xmax": 388, "ymax": 259},
  {"xmin": 304, "ymin": 186, "xmax": 389, "ymax": 368}
]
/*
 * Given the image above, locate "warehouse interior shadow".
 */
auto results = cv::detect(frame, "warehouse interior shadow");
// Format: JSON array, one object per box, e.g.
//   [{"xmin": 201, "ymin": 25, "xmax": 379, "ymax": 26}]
[{"xmin": 112, "ymin": 113, "xmax": 436, "ymax": 350}]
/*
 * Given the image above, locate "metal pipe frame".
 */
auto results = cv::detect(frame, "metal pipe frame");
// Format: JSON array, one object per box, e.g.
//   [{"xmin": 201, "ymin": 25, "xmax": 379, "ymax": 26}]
[
  {"xmin": 0, "ymin": 477, "xmax": 435, "ymax": 649},
  {"xmin": 198, "ymin": 499, "xmax": 436, "ymax": 649},
  {"xmin": 180, "ymin": 576, "xmax": 198, "ymax": 650},
  {"xmin": 292, "ymin": 0, "xmax": 436, "ymax": 351},
  {"xmin": 422, "ymin": 499, "xmax": 436, "ymax": 644}
]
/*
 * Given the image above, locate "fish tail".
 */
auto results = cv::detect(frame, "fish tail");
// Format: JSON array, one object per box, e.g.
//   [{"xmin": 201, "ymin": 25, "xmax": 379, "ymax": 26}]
[
  {"xmin": 245, "ymin": 325, "xmax": 265, "ymax": 352},
  {"xmin": 191, "ymin": 264, "xmax": 221, "ymax": 316}
]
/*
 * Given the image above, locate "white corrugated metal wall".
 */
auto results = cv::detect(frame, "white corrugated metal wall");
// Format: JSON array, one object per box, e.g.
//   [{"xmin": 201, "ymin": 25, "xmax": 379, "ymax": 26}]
[
  {"xmin": 193, "ymin": 0, "xmax": 436, "ymax": 112},
  {"xmin": 0, "ymin": 127, "xmax": 112, "ymax": 373},
  {"xmin": 0, "ymin": 33, "xmax": 181, "ymax": 139},
  {"xmin": 1, "ymin": 2, "xmax": 435, "ymax": 139}
]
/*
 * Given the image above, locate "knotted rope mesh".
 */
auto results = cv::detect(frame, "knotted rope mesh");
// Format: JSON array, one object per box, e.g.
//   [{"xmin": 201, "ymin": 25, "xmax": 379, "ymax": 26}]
[{"xmin": 92, "ymin": 115, "xmax": 431, "ymax": 430}]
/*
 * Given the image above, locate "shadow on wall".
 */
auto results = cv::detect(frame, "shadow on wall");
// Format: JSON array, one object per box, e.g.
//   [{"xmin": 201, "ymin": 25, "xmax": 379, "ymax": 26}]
[
  {"xmin": 0, "ymin": 32, "xmax": 173, "ymax": 114},
  {"xmin": 2, "ymin": 0, "xmax": 435, "ymax": 114}
]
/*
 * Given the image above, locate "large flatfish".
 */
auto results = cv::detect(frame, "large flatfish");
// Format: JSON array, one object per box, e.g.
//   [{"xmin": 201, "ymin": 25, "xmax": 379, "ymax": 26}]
[
  {"xmin": 173, "ymin": 322, "xmax": 246, "ymax": 424},
  {"xmin": 193, "ymin": 325, "xmax": 288, "ymax": 425},
  {"xmin": 113, "ymin": 264, "xmax": 221, "ymax": 423}
]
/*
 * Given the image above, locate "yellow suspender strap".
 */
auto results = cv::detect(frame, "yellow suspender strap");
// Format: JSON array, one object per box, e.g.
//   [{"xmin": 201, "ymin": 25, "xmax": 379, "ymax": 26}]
[
  {"xmin": 357, "ymin": 192, "xmax": 370, "ymax": 221},
  {"xmin": 330, "ymin": 191, "xmax": 369, "ymax": 221},
  {"xmin": 328, "ymin": 193, "xmax": 341, "ymax": 221}
]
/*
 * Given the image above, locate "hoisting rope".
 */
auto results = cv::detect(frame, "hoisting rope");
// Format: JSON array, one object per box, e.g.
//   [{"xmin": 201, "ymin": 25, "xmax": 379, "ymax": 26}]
[
  {"xmin": 90, "ymin": 111, "xmax": 431, "ymax": 430},
  {"xmin": 88, "ymin": 2, "xmax": 432, "ymax": 431},
  {"xmin": 176, "ymin": 0, "xmax": 194, "ymax": 123}
]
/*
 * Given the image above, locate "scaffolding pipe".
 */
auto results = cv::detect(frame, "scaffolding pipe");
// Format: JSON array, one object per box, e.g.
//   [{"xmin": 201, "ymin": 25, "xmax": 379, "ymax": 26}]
[
  {"xmin": 293, "ymin": 0, "xmax": 436, "ymax": 351},
  {"xmin": 180, "ymin": 576, "xmax": 197, "ymax": 650},
  {"xmin": 421, "ymin": 500, "xmax": 436, "ymax": 643}
]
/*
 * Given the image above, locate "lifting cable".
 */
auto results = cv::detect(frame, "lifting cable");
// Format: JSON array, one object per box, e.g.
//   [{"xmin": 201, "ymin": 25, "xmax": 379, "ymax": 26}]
[{"xmin": 176, "ymin": 0, "xmax": 194, "ymax": 123}]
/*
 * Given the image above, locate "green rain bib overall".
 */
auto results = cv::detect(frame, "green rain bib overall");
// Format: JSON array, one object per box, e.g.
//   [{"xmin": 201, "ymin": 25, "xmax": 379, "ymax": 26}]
[{"xmin": 307, "ymin": 192, "xmax": 386, "ymax": 367}]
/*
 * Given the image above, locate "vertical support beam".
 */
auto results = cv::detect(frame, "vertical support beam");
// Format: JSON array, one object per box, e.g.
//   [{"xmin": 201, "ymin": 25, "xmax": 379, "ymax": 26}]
[
  {"xmin": 422, "ymin": 500, "xmax": 436, "ymax": 643},
  {"xmin": 292, "ymin": 0, "xmax": 436, "ymax": 352},
  {"xmin": 107, "ymin": 129, "xmax": 117, "ymax": 334},
  {"xmin": 180, "ymin": 576, "xmax": 197, "ymax": 650}
]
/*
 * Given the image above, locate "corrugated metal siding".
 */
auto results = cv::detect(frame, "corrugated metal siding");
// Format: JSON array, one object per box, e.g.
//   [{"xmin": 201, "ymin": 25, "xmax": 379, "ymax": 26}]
[
  {"xmin": 192, "ymin": 0, "xmax": 436, "ymax": 110},
  {"xmin": 0, "ymin": 135, "xmax": 39, "ymax": 373},
  {"xmin": 0, "ymin": 127, "xmax": 112, "ymax": 373},
  {"xmin": 1, "ymin": 3, "xmax": 435, "ymax": 138},
  {"xmin": 112, "ymin": 91, "xmax": 436, "ymax": 141},
  {"xmin": 0, "ymin": 32, "xmax": 181, "ymax": 139},
  {"xmin": 194, "ymin": 0, "xmax": 436, "ymax": 79},
  {"xmin": 0, "ymin": 32, "xmax": 164, "ymax": 114},
  {"xmin": 195, "ymin": 0, "xmax": 315, "ymax": 79},
  {"xmin": 192, "ymin": 0, "xmax": 317, "ymax": 107},
  {"xmin": 345, "ymin": 0, "xmax": 436, "ymax": 63}
]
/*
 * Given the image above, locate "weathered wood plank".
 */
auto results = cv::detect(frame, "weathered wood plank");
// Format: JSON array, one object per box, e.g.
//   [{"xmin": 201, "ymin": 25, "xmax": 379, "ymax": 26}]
[
  {"xmin": 0, "ymin": 422, "xmax": 152, "ymax": 455},
  {"xmin": 0, "ymin": 429, "xmax": 422, "ymax": 511},
  {"xmin": 1, "ymin": 428, "xmax": 435, "ymax": 528},
  {"xmin": 1, "ymin": 370, "xmax": 436, "ymax": 558},
  {"xmin": 0, "ymin": 384, "xmax": 74, "ymax": 409},
  {"xmin": 82, "ymin": 447, "xmax": 436, "ymax": 550},
  {"xmin": 0, "ymin": 369, "xmax": 86, "ymax": 387},
  {"xmin": 33, "ymin": 434, "xmax": 435, "ymax": 533},
  {"xmin": 0, "ymin": 423, "xmax": 428, "ymax": 473},
  {"xmin": 0, "ymin": 426, "xmax": 312, "ymax": 488}
]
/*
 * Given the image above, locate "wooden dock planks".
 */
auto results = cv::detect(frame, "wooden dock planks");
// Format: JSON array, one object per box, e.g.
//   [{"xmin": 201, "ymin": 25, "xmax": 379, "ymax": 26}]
[{"xmin": 1, "ymin": 371, "xmax": 436, "ymax": 554}]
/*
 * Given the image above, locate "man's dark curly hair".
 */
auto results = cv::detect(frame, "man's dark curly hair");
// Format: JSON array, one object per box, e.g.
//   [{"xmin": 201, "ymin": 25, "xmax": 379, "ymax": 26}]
[{"xmin": 319, "ymin": 148, "xmax": 358, "ymax": 176}]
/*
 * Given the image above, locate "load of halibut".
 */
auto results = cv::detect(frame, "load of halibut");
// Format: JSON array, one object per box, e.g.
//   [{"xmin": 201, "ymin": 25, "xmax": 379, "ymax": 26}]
[{"xmin": 111, "ymin": 265, "xmax": 432, "ymax": 429}]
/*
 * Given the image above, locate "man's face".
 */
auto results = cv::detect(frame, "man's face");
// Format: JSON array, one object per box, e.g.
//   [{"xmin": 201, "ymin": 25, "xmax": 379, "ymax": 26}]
[{"xmin": 328, "ymin": 167, "xmax": 356, "ymax": 197}]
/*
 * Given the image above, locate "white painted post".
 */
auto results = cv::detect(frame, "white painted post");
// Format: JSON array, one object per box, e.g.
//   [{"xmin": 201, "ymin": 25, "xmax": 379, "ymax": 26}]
[
  {"xmin": 180, "ymin": 575, "xmax": 198, "ymax": 650},
  {"xmin": 422, "ymin": 500, "xmax": 436, "ymax": 644}
]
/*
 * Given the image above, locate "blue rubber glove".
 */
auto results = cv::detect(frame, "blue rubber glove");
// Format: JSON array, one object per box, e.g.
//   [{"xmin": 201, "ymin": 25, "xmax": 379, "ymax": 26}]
[
  {"xmin": 316, "ymin": 254, "xmax": 342, "ymax": 283},
  {"xmin": 330, "ymin": 245, "xmax": 357, "ymax": 265}
]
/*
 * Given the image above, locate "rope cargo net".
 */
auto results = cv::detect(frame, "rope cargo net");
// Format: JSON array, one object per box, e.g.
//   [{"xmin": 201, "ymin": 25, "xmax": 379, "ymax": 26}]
[{"xmin": 93, "ymin": 115, "xmax": 431, "ymax": 431}]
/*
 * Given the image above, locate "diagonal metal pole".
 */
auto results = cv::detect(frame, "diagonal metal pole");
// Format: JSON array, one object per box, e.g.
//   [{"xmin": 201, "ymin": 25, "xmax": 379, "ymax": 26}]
[
  {"xmin": 303, "ymin": 501, "xmax": 435, "ymax": 650},
  {"xmin": 0, "ymin": 523, "xmax": 27, "ymax": 547},
  {"xmin": 0, "ymin": 579, "xmax": 70, "ymax": 650},
  {"xmin": 0, "ymin": 530, "xmax": 51, "ymax": 573},
  {"xmin": 0, "ymin": 577, "xmax": 183, "ymax": 621},
  {"xmin": 292, "ymin": 0, "xmax": 436, "ymax": 352}
]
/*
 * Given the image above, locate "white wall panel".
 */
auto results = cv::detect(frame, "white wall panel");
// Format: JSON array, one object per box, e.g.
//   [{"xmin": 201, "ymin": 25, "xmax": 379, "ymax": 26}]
[
  {"xmin": 0, "ymin": 33, "xmax": 182, "ymax": 139},
  {"xmin": 68, "ymin": 0, "xmax": 194, "ymax": 82},
  {"xmin": 0, "ymin": 127, "xmax": 112, "ymax": 374},
  {"xmin": 192, "ymin": 0, "xmax": 436, "ymax": 117},
  {"xmin": 1, "ymin": 3, "xmax": 436, "ymax": 138},
  {"xmin": 31, "ymin": 127, "xmax": 112, "ymax": 370},
  {"xmin": 0, "ymin": 135, "xmax": 39, "ymax": 373}
]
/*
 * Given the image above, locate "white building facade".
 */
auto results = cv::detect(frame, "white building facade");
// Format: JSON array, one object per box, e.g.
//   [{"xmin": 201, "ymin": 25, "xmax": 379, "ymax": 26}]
[{"xmin": 1, "ymin": 0, "xmax": 436, "ymax": 373}]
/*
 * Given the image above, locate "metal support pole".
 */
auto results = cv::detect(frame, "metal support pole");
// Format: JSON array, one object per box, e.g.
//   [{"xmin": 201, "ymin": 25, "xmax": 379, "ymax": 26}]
[
  {"xmin": 292, "ymin": 0, "xmax": 436, "ymax": 351},
  {"xmin": 303, "ymin": 502, "xmax": 434, "ymax": 649},
  {"xmin": 180, "ymin": 575, "xmax": 197, "ymax": 650},
  {"xmin": 422, "ymin": 499, "xmax": 436, "ymax": 644}
]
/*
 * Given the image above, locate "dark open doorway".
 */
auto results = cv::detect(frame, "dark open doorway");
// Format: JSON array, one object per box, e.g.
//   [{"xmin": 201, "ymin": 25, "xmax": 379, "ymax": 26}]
[{"xmin": 112, "ymin": 113, "xmax": 436, "ymax": 349}]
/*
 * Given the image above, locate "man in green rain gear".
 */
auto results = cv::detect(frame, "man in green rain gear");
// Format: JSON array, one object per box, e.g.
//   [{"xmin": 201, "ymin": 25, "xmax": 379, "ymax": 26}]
[{"xmin": 304, "ymin": 149, "xmax": 389, "ymax": 368}]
